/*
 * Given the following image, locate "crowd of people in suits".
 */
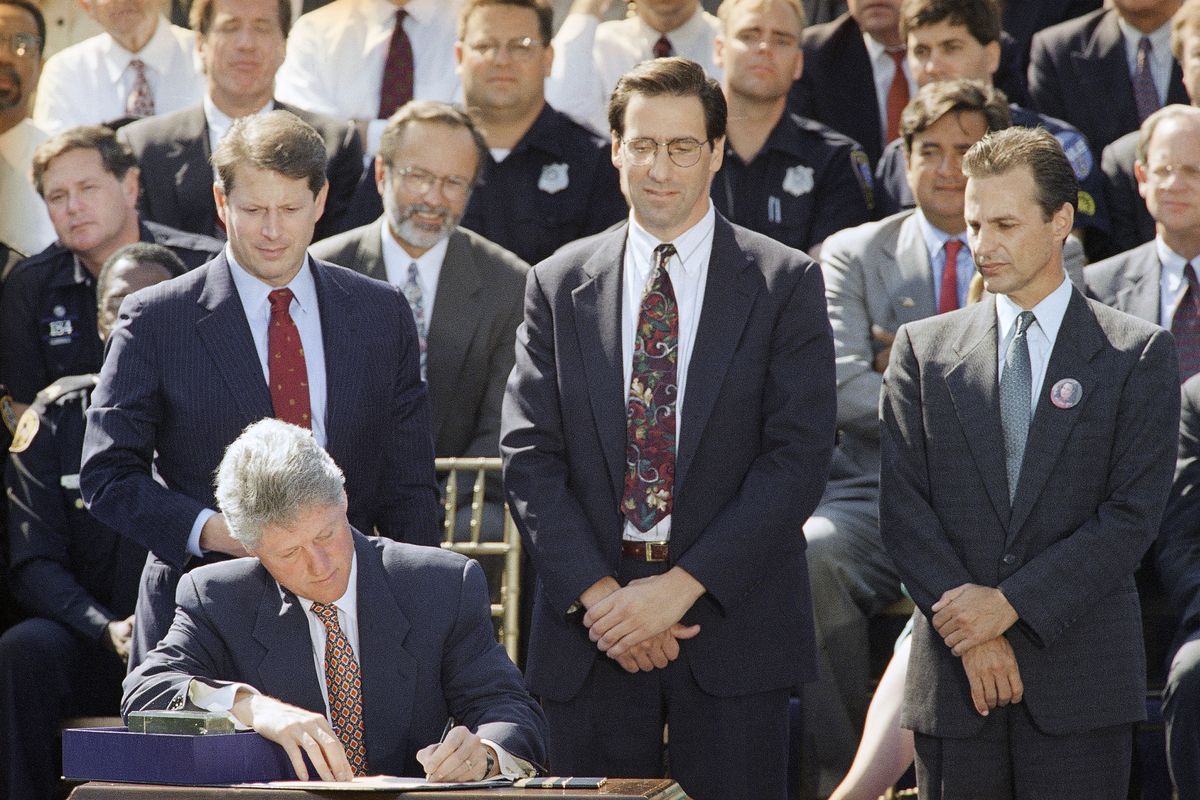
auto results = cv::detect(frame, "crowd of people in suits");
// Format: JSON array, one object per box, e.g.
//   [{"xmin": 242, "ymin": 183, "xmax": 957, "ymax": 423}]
[{"xmin": 2, "ymin": 0, "xmax": 1200, "ymax": 798}]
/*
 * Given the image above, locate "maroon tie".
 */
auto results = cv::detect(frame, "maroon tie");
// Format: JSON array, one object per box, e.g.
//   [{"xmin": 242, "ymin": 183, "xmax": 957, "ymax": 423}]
[
  {"xmin": 652, "ymin": 35, "xmax": 673, "ymax": 59},
  {"xmin": 310, "ymin": 603, "xmax": 368, "ymax": 776},
  {"xmin": 267, "ymin": 289, "xmax": 312, "ymax": 428},
  {"xmin": 885, "ymin": 49, "xmax": 909, "ymax": 143},
  {"xmin": 938, "ymin": 239, "xmax": 962, "ymax": 314},
  {"xmin": 377, "ymin": 9, "xmax": 414, "ymax": 119},
  {"xmin": 1174, "ymin": 263, "xmax": 1200, "ymax": 383}
]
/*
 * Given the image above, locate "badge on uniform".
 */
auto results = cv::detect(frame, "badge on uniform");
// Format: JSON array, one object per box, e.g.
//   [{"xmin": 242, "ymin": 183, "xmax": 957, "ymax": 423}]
[
  {"xmin": 1050, "ymin": 378, "xmax": 1082, "ymax": 409},
  {"xmin": 782, "ymin": 165, "xmax": 814, "ymax": 197},
  {"xmin": 538, "ymin": 163, "xmax": 570, "ymax": 194},
  {"xmin": 1054, "ymin": 131, "xmax": 1093, "ymax": 181}
]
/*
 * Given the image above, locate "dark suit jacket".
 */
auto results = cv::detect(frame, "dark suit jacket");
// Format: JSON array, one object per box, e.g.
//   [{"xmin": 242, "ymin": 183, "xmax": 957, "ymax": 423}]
[
  {"xmin": 122, "ymin": 530, "xmax": 546, "ymax": 775},
  {"xmin": 1158, "ymin": 374, "xmax": 1200, "ymax": 638},
  {"xmin": 500, "ymin": 215, "xmax": 837, "ymax": 702},
  {"xmin": 309, "ymin": 223, "xmax": 528, "ymax": 462},
  {"xmin": 1028, "ymin": 8, "xmax": 1189, "ymax": 156},
  {"xmin": 1099, "ymin": 130, "xmax": 1156, "ymax": 259},
  {"xmin": 119, "ymin": 102, "xmax": 364, "ymax": 242},
  {"xmin": 880, "ymin": 290, "xmax": 1179, "ymax": 737},
  {"xmin": 80, "ymin": 252, "xmax": 440, "ymax": 571},
  {"xmin": 1084, "ymin": 239, "xmax": 1161, "ymax": 324}
]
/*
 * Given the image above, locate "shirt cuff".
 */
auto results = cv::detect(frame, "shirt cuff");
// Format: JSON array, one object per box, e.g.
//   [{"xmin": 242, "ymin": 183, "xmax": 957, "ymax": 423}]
[
  {"xmin": 189, "ymin": 508, "xmax": 217, "ymax": 558},
  {"xmin": 187, "ymin": 679, "xmax": 258, "ymax": 731},
  {"xmin": 481, "ymin": 738, "xmax": 537, "ymax": 779}
]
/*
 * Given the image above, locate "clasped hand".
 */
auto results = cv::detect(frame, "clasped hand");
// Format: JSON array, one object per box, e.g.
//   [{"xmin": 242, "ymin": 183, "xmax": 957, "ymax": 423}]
[
  {"xmin": 581, "ymin": 569, "xmax": 703, "ymax": 672},
  {"xmin": 932, "ymin": 583, "xmax": 1018, "ymax": 656}
]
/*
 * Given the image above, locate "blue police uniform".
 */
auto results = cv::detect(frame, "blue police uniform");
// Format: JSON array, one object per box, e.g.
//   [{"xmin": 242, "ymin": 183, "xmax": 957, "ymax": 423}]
[
  {"xmin": 0, "ymin": 222, "xmax": 220, "ymax": 404},
  {"xmin": 1, "ymin": 375, "xmax": 148, "ymax": 800},
  {"xmin": 713, "ymin": 112, "xmax": 874, "ymax": 252},
  {"xmin": 461, "ymin": 104, "xmax": 627, "ymax": 266},
  {"xmin": 872, "ymin": 104, "xmax": 1109, "ymax": 234}
]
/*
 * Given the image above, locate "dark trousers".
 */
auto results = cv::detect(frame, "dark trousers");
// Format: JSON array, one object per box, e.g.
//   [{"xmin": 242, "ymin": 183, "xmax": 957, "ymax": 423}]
[
  {"xmin": 1164, "ymin": 626, "xmax": 1200, "ymax": 800},
  {"xmin": 0, "ymin": 618, "xmax": 125, "ymax": 800},
  {"xmin": 914, "ymin": 701, "xmax": 1132, "ymax": 800},
  {"xmin": 540, "ymin": 560, "xmax": 792, "ymax": 800}
]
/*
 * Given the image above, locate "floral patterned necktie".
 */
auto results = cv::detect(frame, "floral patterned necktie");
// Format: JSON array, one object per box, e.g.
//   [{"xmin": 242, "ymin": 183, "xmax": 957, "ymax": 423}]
[{"xmin": 622, "ymin": 243, "xmax": 678, "ymax": 531}]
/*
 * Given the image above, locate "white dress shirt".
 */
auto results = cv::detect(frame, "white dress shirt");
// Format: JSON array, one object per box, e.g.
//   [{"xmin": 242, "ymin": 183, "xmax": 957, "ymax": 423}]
[
  {"xmin": 620, "ymin": 203, "xmax": 714, "ymax": 543},
  {"xmin": 33, "ymin": 17, "xmax": 204, "ymax": 134},
  {"xmin": 0, "ymin": 119, "xmax": 55, "ymax": 256},
  {"xmin": 996, "ymin": 275, "xmax": 1072, "ymax": 412},
  {"xmin": 1117, "ymin": 16, "xmax": 1174, "ymax": 108},
  {"xmin": 34, "ymin": 0, "xmax": 103, "ymax": 59},
  {"xmin": 915, "ymin": 211, "xmax": 972, "ymax": 310},
  {"xmin": 187, "ymin": 250, "xmax": 329, "ymax": 557},
  {"xmin": 547, "ymin": 9, "xmax": 723, "ymax": 137},
  {"xmin": 275, "ymin": 0, "xmax": 462, "ymax": 153},
  {"xmin": 203, "ymin": 94, "xmax": 275, "ymax": 160},
  {"xmin": 863, "ymin": 33, "xmax": 916, "ymax": 144},
  {"xmin": 1156, "ymin": 236, "xmax": 1192, "ymax": 329},
  {"xmin": 379, "ymin": 219, "xmax": 448, "ymax": 321}
]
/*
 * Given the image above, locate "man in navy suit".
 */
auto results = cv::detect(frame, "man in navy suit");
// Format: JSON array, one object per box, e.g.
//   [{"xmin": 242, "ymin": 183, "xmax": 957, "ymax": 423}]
[
  {"xmin": 501, "ymin": 57, "xmax": 836, "ymax": 800},
  {"xmin": 124, "ymin": 418, "xmax": 545, "ymax": 782},
  {"xmin": 80, "ymin": 110, "xmax": 441, "ymax": 669}
]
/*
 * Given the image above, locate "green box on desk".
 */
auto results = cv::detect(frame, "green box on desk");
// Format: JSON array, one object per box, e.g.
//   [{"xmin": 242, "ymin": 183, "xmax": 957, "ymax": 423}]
[{"xmin": 62, "ymin": 727, "xmax": 303, "ymax": 785}]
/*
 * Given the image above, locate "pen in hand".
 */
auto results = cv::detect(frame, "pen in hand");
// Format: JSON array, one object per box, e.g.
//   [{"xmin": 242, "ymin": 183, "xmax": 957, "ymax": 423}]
[{"xmin": 439, "ymin": 716, "xmax": 456, "ymax": 745}]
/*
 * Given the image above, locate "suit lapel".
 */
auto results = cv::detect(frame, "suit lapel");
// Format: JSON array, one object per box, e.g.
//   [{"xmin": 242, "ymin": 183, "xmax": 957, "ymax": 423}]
[
  {"xmin": 427, "ymin": 231, "xmax": 484, "ymax": 445},
  {"xmin": 169, "ymin": 107, "xmax": 219, "ymax": 236},
  {"xmin": 352, "ymin": 221, "xmax": 388, "ymax": 282},
  {"xmin": 312, "ymin": 258, "xmax": 366, "ymax": 459},
  {"xmin": 945, "ymin": 300, "xmax": 1012, "ymax": 525},
  {"xmin": 572, "ymin": 227, "xmax": 629, "ymax": 500},
  {"xmin": 251, "ymin": 572, "xmax": 326, "ymax": 713},
  {"xmin": 889, "ymin": 213, "xmax": 939, "ymax": 325},
  {"xmin": 676, "ymin": 218, "xmax": 758, "ymax": 491},
  {"xmin": 1114, "ymin": 245, "xmax": 1162, "ymax": 323},
  {"xmin": 195, "ymin": 255, "xmax": 274, "ymax": 423},
  {"xmin": 1008, "ymin": 291, "xmax": 1101, "ymax": 537},
  {"xmin": 1075, "ymin": 13, "xmax": 1139, "ymax": 133}
]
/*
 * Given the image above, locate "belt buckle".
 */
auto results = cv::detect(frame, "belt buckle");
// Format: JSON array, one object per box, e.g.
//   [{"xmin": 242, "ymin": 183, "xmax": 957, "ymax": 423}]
[{"xmin": 645, "ymin": 544, "xmax": 656, "ymax": 562}]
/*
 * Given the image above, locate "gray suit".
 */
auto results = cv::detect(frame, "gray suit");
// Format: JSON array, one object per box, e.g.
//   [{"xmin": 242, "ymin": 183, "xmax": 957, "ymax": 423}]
[{"xmin": 1084, "ymin": 240, "xmax": 1161, "ymax": 324}]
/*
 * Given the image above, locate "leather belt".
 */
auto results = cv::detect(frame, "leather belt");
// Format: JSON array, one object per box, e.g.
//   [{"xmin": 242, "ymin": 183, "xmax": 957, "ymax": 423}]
[{"xmin": 621, "ymin": 540, "xmax": 669, "ymax": 562}]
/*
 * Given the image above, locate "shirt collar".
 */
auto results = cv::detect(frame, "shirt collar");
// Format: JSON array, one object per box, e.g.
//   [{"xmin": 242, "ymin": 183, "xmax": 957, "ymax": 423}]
[
  {"xmin": 915, "ymin": 209, "xmax": 967, "ymax": 262},
  {"xmin": 1155, "ymin": 234, "xmax": 1191, "ymax": 291},
  {"xmin": 627, "ymin": 200, "xmax": 715, "ymax": 280},
  {"xmin": 862, "ymin": 30, "xmax": 903, "ymax": 65},
  {"xmin": 204, "ymin": 94, "xmax": 275, "ymax": 142},
  {"xmin": 633, "ymin": 8, "xmax": 709, "ymax": 51},
  {"xmin": 366, "ymin": 0, "xmax": 436, "ymax": 29},
  {"xmin": 1117, "ymin": 16, "xmax": 1173, "ymax": 66},
  {"xmin": 226, "ymin": 244, "xmax": 320, "ymax": 318},
  {"xmin": 508, "ymin": 104, "xmax": 573, "ymax": 161},
  {"xmin": 995, "ymin": 272, "xmax": 1072, "ymax": 346},
  {"xmin": 99, "ymin": 17, "xmax": 177, "ymax": 83}
]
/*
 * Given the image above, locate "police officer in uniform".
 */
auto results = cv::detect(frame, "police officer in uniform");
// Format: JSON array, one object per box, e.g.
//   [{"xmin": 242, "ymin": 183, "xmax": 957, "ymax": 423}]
[
  {"xmin": 0, "ymin": 243, "xmax": 179, "ymax": 800},
  {"xmin": 712, "ymin": 0, "xmax": 874, "ymax": 257}
]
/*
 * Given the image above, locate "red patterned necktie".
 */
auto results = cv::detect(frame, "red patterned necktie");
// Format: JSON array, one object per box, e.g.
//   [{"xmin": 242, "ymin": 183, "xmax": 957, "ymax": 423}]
[
  {"xmin": 1174, "ymin": 263, "xmax": 1200, "ymax": 383},
  {"xmin": 310, "ymin": 603, "xmax": 368, "ymax": 775},
  {"xmin": 652, "ymin": 35, "xmax": 674, "ymax": 59},
  {"xmin": 126, "ymin": 58, "xmax": 155, "ymax": 118},
  {"xmin": 267, "ymin": 289, "xmax": 312, "ymax": 428},
  {"xmin": 938, "ymin": 239, "xmax": 962, "ymax": 314},
  {"xmin": 621, "ymin": 243, "xmax": 678, "ymax": 532},
  {"xmin": 377, "ymin": 9, "xmax": 414, "ymax": 119},
  {"xmin": 885, "ymin": 49, "xmax": 909, "ymax": 143}
]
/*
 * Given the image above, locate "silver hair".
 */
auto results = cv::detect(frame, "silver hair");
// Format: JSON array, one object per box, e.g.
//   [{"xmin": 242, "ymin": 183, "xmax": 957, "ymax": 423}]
[{"xmin": 214, "ymin": 418, "xmax": 346, "ymax": 550}]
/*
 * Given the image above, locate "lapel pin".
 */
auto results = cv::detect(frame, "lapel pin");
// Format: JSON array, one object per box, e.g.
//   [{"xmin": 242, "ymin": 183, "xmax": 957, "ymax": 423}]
[
  {"xmin": 1050, "ymin": 378, "xmax": 1082, "ymax": 409},
  {"xmin": 900, "ymin": 297, "xmax": 915, "ymax": 308}
]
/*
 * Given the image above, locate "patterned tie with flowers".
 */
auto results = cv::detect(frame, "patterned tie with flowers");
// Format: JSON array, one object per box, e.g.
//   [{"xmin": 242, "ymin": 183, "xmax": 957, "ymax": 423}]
[
  {"xmin": 310, "ymin": 602, "xmax": 368, "ymax": 776},
  {"xmin": 621, "ymin": 243, "xmax": 678, "ymax": 531}
]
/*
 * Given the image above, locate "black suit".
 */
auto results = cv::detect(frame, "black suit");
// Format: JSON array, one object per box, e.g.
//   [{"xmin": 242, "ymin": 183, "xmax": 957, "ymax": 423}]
[
  {"xmin": 119, "ymin": 102, "xmax": 364, "ymax": 242},
  {"xmin": 1028, "ymin": 8, "xmax": 1189, "ymax": 156}
]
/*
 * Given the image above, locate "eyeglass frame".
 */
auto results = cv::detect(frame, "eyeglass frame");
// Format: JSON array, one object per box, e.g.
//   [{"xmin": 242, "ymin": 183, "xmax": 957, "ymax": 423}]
[
  {"xmin": 464, "ymin": 36, "xmax": 545, "ymax": 62},
  {"xmin": 618, "ymin": 136, "xmax": 713, "ymax": 168},
  {"xmin": 386, "ymin": 165, "xmax": 474, "ymax": 202},
  {"xmin": 0, "ymin": 31, "xmax": 41, "ymax": 59}
]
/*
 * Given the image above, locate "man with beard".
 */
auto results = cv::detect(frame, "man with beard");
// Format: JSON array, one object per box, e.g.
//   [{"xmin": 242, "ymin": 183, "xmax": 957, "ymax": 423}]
[
  {"xmin": 311, "ymin": 101, "xmax": 528, "ymax": 495},
  {"xmin": 0, "ymin": 0, "xmax": 55, "ymax": 258}
]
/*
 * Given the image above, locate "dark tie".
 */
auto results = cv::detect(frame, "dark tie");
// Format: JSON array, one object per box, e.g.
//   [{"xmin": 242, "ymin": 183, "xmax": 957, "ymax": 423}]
[
  {"xmin": 652, "ymin": 35, "xmax": 674, "ymax": 59},
  {"xmin": 310, "ymin": 603, "xmax": 368, "ymax": 776},
  {"xmin": 267, "ymin": 288, "xmax": 312, "ymax": 429},
  {"xmin": 885, "ymin": 49, "xmax": 909, "ymax": 143},
  {"xmin": 1000, "ymin": 311, "xmax": 1036, "ymax": 501},
  {"xmin": 377, "ymin": 9, "xmax": 414, "ymax": 119},
  {"xmin": 622, "ymin": 243, "xmax": 679, "ymax": 532},
  {"xmin": 1174, "ymin": 263, "xmax": 1200, "ymax": 382},
  {"xmin": 126, "ymin": 58, "xmax": 155, "ymax": 118},
  {"xmin": 938, "ymin": 239, "xmax": 963, "ymax": 314},
  {"xmin": 1133, "ymin": 36, "xmax": 1161, "ymax": 123}
]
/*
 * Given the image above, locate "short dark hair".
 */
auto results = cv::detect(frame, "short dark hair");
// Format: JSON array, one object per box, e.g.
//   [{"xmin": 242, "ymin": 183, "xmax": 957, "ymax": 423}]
[
  {"xmin": 31, "ymin": 126, "xmax": 138, "ymax": 196},
  {"xmin": 0, "ymin": 0, "xmax": 45, "ymax": 56},
  {"xmin": 1172, "ymin": 0, "xmax": 1200, "ymax": 62},
  {"xmin": 608, "ymin": 57, "xmax": 727, "ymax": 142},
  {"xmin": 901, "ymin": 78, "xmax": 1011, "ymax": 154},
  {"xmin": 212, "ymin": 110, "xmax": 327, "ymax": 197},
  {"xmin": 458, "ymin": 0, "xmax": 552, "ymax": 45},
  {"xmin": 190, "ymin": 0, "xmax": 291, "ymax": 38},
  {"xmin": 377, "ymin": 100, "xmax": 489, "ymax": 184},
  {"xmin": 899, "ymin": 0, "xmax": 1001, "ymax": 45},
  {"xmin": 96, "ymin": 242, "xmax": 186, "ymax": 305},
  {"xmin": 962, "ymin": 126, "xmax": 1078, "ymax": 221}
]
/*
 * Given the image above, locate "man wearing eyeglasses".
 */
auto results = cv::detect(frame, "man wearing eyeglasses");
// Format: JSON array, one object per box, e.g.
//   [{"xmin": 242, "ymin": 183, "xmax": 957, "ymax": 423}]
[
  {"xmin": 501, "ymin": 57, "xmax": 836, "ymax": 800},
  {"xmin": 454, "ymin": 0, "xmax": 626, "ymax": 266}
]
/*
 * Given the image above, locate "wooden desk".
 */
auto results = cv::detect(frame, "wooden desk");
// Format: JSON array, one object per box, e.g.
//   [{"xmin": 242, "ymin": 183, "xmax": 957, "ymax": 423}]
[{"xmin": 68, "ymin": 778, "xmax": 687, "ymax": 800}]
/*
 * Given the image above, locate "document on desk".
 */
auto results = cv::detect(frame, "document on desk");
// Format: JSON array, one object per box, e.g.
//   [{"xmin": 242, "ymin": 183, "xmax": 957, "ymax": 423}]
[{"xmin": 237, "ymin": 776, "xmax": 514, "ymax": 791}]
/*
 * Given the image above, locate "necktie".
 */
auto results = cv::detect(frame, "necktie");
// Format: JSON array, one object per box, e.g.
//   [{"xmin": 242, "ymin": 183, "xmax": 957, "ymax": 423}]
[
  {"xmin": 885, "ymin": 49, "xmax": 909, "ymax": 143},
  {"xmin": 377, "ymin": 9, "xmax": 414, "ymax": 119},
  {"xmin": 622, "ymin": 244, "xmax": 679, "ymax": 532},
  {"xmin": 310, "ymin": 603, "xmax": 368, "ymax": 776},
  {"xmin": 938, "ymin": 239, "xmax": 963, "ymax": 314},
  {"xmin": 1173, "ymin": 263, "xmax": 1200, "ymax": 382},
  {"xmin": 1000, "ymin": 311, "xmax": 1036, "ymax": 502},
  {"xmin": 267, "ymin": 288, "xmax": 312, "ymax": 428},
  {"xmin": 1133, "ymin": 36, "xmax": 1161, "ymax": 123},
  {"xmin": 126, "ymin": 58, "xmax": 155, "ymax": 118},
  {"xmin": 652, "ymin": 35, "xmax": 674, "ymax": 59},
  {"xmin": 402, "ymin": 262, "xmax": 427, "ymax": 381}
]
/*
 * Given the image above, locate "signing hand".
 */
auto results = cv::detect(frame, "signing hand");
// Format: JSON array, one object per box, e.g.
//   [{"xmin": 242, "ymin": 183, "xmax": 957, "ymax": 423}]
[
  {"xmin": 613, "ymin": 623, "xmax": 702, "ymax": 673},
  {"xmin": 416, "ymin": 726, "xmax": 495, "ymax": 782},
  {"xmin": 583, "ymin": 567, "xmax": 704, "ymax": 658},
  {"xmin": 102, "ymin": 615, "xmax": 134, "ymax": 663},
  {"xmin": 199, "ymin": 513, "xmax": 249, "ymax": 558},
  {"xmin": 232, "ymin": 693, "xmax": 352, "ymax": 781},
  {"xmin": 960, "ymin": 637, "xmax": 1023, "ymax": 716},
  {"xmin": 871, "ymin": 325, "xmax": 896, "ymax": 373},
  {"xmin": 932, "ymin": 583, "xmax": 1018, "ymax": 656}
]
